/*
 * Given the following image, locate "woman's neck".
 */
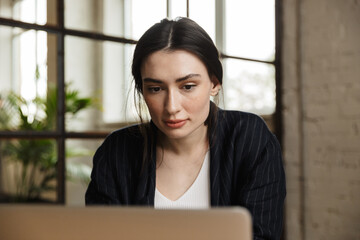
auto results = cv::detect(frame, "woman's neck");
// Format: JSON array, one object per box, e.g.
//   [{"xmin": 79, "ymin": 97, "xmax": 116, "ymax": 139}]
[{"xmin": 158, "ymin": 124, "xmax": 209, "ymax": 157}]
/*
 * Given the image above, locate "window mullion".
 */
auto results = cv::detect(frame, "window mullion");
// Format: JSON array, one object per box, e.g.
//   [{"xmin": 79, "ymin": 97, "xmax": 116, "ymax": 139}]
[
  {"xmin": 215, "ymin": 0, "xmax": 225, "ymax": 54},
  {"xmin": 56, "ymin": 0, "xmax": 66, "ymax": 204}
]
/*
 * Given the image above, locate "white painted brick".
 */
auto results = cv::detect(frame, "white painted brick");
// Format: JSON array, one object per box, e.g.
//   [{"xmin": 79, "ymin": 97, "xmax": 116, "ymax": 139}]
[{"xmin": 283, "ymin": 0, "xmax": 360, "ymax": 239}]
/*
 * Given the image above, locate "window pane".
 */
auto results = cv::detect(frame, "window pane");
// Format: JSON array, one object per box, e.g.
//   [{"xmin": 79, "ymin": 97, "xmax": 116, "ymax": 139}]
[
  {"xmin": 0, "ymin": 139, "xmax": 57, "ymax": 203},
  {"xmin": 66, "ymin": 139, "xmax": 102, "ymax": 206},
  {"xmin": 169, "ymin": 0, "xmax": 187, "ymax": 19},
  {"xmin": 0, "ymin": 26, "xmax": 57, "ymax": 131},
  {"xmin": 130, "ymin": 0, "xmax": 167, "ymax": 40},
  {"xmin": 65, "ymin": 0, "xmax": 166, "ymax": 40},
  {"xmin": 189, "ymin": 0, "xmax": 215, "ymax": 42},
  {"xmin": 102, "ymin": 42, "xmax": 139, "ymax": 124},
  {"xmin": 65, "ymin": 36, "xmax": 101, "ymax": 132},
  {"xmin": 224, "ymin": 59, "xmax": 275, "ymax": 115},
  {"xmin": 0, "ymin": 0, "xmax": 55, "ymax": 25},
  {"xmin": 65, "ymin": 0, "xmax": 125, "ymax": 37},
  {"xmin": 65, "ymin": 36, "xmax": 137, "ymax": 132},
  {"xmin": 225, "ymin": 0, "xmax": 275, "ymax": 61}
]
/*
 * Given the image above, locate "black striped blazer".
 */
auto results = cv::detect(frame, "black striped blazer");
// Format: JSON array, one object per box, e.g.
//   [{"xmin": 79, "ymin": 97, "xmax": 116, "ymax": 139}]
[{"xmin": 86, "ymin": 106, "xmax": 286, "ymax": 240}]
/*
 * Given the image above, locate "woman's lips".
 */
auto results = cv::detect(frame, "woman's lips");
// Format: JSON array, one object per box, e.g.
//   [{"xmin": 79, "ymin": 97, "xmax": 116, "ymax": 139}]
[{"xmin": 164, "ymin": 119, "xmax": 187, "ymax": 128}]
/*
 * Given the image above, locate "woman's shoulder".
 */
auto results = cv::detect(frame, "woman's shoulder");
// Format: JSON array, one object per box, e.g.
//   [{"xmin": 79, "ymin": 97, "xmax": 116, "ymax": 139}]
[
  {"xmin": 218, "ymin": 109, "xmax": 270, "ymax": 132},
  {"xmin": 109, "ymin": 124, "xmax": 142, "ymax": 138},
  {"xmin": 93, "ymin": 124, "xmax": 146, "ymax": 168},
  {"xmin": 215, "ymin": 108, "xmax": 277, "ymax": 145},
  {"xmin": 99, "ymin": 123, "xmax": 145, "ymax": 149}
]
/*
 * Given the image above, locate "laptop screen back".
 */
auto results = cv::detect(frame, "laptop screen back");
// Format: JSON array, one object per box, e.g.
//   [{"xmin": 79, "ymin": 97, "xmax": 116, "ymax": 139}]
[{"xmin": 0, "ymin": 205, "xmax": 252, "ymax": 240}]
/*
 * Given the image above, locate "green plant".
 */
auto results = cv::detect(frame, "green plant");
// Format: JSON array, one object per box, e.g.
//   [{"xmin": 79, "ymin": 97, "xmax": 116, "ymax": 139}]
[{"xmin": 0, "ymin": 84, "xmax": 93, "ymax": 201}]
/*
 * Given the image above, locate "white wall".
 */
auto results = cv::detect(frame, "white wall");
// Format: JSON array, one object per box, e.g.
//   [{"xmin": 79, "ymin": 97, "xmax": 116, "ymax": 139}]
[{"xmin": 282, "ymin": 0, "xmax": 360, "ymax": 239}]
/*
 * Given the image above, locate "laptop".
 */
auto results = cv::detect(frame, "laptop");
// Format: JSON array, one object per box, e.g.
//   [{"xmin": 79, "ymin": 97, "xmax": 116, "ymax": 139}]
[{"xmin": 0, "ymin": 205, "xmax": 252, "ymax": 240}]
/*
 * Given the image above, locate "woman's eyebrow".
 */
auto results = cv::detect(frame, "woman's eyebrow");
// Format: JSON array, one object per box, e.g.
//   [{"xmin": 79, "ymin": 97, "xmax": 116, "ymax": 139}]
[
  {"xmin": 143, "ymin": 78, "xmax": 163, "ymax": 84},
  {"xmin": 176, "ymin": 73, "xmax": 201, "ymax": 82},
  {"xmin": 143, "ymin": 74, "xmax": 201, "ymax": 84}
]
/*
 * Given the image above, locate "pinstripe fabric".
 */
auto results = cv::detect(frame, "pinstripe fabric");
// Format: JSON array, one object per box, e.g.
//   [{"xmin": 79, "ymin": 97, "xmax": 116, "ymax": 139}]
[{"xmin": 86, "ymin": 105, "xmax": 286, "ymax": 240}]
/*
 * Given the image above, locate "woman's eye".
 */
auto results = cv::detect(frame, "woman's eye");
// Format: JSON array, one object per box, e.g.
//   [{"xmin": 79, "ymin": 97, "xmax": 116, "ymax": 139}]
[
  {"xmin": 148, "ymin": 87, "xmax": 161, "ymax": 93},
  {"xmin": 183, "ymin": 84, "xmax": 196, "ymax": 91}
]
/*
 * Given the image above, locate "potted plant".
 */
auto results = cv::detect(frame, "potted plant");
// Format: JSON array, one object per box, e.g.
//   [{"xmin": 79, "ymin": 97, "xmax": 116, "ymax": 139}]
[{"xmin": 0, "ymin": 84, "xmax": 93, "ymax": 202}]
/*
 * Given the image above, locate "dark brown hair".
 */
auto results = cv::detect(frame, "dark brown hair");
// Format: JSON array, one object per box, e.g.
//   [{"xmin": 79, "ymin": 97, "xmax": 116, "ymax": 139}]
[{"xmin": 131, "ymin": 17, "xmax": 223, "ymax": 171}]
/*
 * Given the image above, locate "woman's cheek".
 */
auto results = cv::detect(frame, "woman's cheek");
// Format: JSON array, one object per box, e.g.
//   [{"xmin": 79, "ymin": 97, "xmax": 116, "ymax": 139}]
[
  {"xmin": 189, "ymin": 92, "xmax": 210, "ymax": 110},
  {"xmin": 146, "ymin": 97, "xmax": 162, "ymax": 115}
]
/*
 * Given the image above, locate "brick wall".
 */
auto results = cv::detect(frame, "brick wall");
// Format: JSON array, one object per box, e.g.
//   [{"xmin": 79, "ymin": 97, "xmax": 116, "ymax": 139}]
[{"xmin": 282, "ymin": 0, "xmax": 360, "ymax": 239}]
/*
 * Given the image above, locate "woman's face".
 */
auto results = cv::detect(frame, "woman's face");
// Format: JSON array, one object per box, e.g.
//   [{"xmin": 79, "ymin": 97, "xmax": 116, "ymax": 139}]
[{"xmin": 141, "ymin": 49, "xmax": 220, "ymax": 140}]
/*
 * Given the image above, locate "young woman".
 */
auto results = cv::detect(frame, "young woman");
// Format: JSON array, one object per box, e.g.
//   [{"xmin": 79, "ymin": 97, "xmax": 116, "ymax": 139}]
[{"xmin": 86, "ymin": 18, "xmax": 286, "ymax": 240}]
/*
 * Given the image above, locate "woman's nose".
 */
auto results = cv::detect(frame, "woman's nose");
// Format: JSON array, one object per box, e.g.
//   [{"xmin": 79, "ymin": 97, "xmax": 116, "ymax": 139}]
[{"xmin": 165, "ymin": 89, "xmax": 181, "ymax": 115}]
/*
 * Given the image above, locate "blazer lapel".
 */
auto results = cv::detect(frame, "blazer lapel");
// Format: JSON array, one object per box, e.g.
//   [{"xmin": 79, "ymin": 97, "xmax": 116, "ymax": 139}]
[
  {"xmin": 135, "ymin": 123, "xmax": 157, "ymax": 206},
  {"xmin": 209, "ymin": 103, "xmax": 223, "ymax": 206}
]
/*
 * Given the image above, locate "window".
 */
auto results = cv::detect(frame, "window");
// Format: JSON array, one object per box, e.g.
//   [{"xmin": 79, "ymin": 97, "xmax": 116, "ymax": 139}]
[
  {"xmin": 224, "ymin": 0, "xmax": 276, "ymax": 115},
  {"xmin": 0, "ymin": 0, "xmax": 281, "ymax": 204}
]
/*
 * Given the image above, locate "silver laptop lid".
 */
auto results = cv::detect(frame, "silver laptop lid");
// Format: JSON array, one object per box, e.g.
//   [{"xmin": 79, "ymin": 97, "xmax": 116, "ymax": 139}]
[{"xmin": 0, "ymin": 205, "xmax": 252, "ymax": 240}]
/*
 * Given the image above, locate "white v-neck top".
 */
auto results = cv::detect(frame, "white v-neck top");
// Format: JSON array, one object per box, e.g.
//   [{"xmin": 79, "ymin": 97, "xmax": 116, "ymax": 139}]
[{"xmin": 154, "ymin": 151, "xmax": 210, "ymax": 209}]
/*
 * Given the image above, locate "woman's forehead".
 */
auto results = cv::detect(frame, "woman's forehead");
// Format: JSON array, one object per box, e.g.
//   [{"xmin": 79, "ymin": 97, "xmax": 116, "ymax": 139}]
[{"xmin": 141, "ymin": 49, "xmax": 208, "ymax": 80}]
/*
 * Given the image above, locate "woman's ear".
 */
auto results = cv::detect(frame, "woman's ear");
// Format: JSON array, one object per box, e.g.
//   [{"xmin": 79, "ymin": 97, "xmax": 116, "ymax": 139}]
[{"xmin": 210, "ymin": 76, "xmax": 221, "ymax": 96}]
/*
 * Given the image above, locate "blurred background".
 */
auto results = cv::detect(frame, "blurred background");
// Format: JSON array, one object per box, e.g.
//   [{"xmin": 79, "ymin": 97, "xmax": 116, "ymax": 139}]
[{"xmin": 0, "ymin": 0, "xmax": 359, "ymax": 239}]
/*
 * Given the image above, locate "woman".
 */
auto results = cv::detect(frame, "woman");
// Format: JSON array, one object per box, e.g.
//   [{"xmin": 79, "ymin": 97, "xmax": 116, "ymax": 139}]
[{"xmin": 86, "ymin": 18, "xmax": 286, "ymax": 240}]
